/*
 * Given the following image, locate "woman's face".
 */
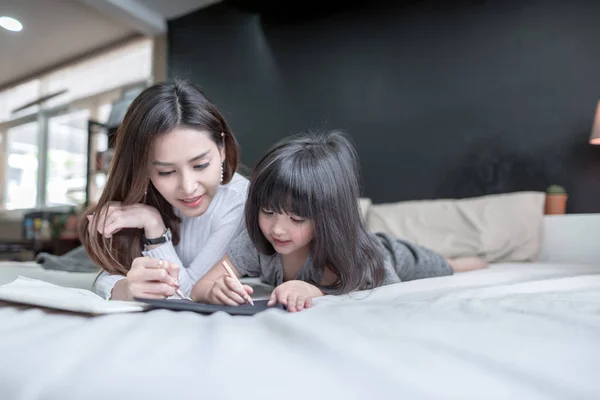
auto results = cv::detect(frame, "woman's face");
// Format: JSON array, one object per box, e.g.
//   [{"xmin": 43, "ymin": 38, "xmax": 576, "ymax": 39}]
[{"xmin": 148, "ymin": 127, "xmax": 224, "ymax": 218}]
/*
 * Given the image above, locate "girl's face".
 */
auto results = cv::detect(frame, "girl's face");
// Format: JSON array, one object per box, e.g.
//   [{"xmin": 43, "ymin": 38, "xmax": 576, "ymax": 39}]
[
  {"xmin": 258, "ymin": 210, "xmax": 314, "ymax": 255},
  {"xmin": 148, "ymin": 127, "xmax": 224, "ymax": 218}
]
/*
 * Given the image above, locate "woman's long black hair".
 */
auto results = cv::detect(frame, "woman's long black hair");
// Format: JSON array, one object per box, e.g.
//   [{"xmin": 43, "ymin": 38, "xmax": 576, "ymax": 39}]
[{"xmin": 245, "ymin": 130, "xmax": 384, "ymax": 295}]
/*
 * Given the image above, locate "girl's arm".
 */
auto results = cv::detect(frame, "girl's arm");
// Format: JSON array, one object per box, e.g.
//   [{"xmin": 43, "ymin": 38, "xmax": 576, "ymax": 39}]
[
  {"xmin": 191, "ymin": 227, "xmax": 262, "ymax": 304},
  {"xmin": 191, "ymin": 254, "xmax": 253, "ymax": 305}
]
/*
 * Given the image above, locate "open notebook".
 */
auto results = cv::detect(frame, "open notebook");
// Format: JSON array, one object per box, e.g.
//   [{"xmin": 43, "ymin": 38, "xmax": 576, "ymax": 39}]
[{"xmin": 0, "ymin": 276, "xmax": 282, "ymax": 316}]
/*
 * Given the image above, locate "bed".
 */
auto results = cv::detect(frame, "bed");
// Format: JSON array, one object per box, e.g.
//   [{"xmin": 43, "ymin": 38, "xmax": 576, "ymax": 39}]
[{"xmin": 0, "ymin": 195, "xmax": 598, "ymax": 400}]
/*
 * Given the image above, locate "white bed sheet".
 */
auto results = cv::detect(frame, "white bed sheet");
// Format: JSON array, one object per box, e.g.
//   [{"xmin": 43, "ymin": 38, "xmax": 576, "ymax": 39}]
[{"xmin": 0, "ymin": 262, "xmax": 599, "ymax": 400}]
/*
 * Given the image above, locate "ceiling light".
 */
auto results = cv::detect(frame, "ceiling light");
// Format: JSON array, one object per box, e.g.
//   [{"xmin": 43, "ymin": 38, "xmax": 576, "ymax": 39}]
[{"xmin": 0, "ymin": 16, "xmax": 23, "ymax": 32}]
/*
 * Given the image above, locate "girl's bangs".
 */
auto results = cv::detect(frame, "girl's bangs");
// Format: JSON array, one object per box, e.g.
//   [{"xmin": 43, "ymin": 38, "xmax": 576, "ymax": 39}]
[{"xmin": 253, "ymin": 159, "xmax": 315, "ymax": 219}]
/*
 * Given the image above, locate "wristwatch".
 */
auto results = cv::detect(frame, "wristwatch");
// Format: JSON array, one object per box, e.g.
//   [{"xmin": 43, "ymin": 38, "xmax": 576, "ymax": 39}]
[{"xmin": 143, "ymin": 227, "xmax": 172, "ymax": 246}]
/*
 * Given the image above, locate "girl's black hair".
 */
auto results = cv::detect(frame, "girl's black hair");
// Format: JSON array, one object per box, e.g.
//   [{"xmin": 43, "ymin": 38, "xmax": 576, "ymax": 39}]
[{"xmin": 245, "ymin": 130, "xmax": 385, "ymax": 294}]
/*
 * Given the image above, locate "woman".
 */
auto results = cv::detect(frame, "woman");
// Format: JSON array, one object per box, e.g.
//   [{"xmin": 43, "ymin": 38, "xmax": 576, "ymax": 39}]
[{"xmin": 80, "ymin": 80, "xmax": 248, "ymax": 301}]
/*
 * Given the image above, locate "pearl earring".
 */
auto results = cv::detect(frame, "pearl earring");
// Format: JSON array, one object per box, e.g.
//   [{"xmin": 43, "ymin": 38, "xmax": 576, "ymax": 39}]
[{"xmin": 220, "ymin": 163, "xmax": 224, "ymax": 184}]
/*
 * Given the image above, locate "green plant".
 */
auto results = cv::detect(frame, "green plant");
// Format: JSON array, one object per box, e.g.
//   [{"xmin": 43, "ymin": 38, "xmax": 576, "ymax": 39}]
[{"xmin": 546, "ymin": 185, "xmax": 566, "ymax": 195}]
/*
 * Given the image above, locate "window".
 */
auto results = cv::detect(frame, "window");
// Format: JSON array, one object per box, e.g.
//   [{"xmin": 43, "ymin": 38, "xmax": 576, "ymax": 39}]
[
  {"xmin": 0, "ymin": 37, "xmax": 153, "ymax": 210},
  {"xmin": 5, "ymin": 122, "xmax": 39, "ymax": 210},
  {"xmin": 45, "ymin": 109, "xmax": 90, "ymax": 206}
]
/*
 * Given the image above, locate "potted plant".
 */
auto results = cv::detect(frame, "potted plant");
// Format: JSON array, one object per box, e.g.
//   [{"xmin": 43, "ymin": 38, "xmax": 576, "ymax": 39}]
[{"xmin": 544, "ymin": 185, "xmax": 568, "ymax": 215}]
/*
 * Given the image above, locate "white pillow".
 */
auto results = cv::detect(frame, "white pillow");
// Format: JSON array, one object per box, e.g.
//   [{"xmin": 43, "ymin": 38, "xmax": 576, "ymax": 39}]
[{"xmin": 365, "ymin": 191, "xmax": 545, "ymax": 263}]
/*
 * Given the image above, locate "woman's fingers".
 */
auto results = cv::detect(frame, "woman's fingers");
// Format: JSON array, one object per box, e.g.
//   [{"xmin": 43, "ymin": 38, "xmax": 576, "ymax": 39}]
[
  {"xmin": 129, "ymin": 257, "xmax": 178, "ymax": 287},
  {"xmin": 139, "ymin": 293, "xmax": 165, "ymax": 299},
  {"xmin": 131, "ymin": 256, "xmax": 162, "ymax": 270},
  {"xmin": 139, "ymin": 268, "xmax": 173, "ymax": 284},
  {"xmin": 88, "ymin": 210, "xmax": 114, "ymax": 237},
  {"xmin": 88, "ymin": 203, "xmax": 142, "ymax": 238},
  {"xmin": 162, "ymin": 260, "xmax": 180, "ymax": 282},
  {"xmin": 102, "ymin": 217, "xmax": 123, "ymax": 238},
  {"xmin": 130, "ymin": 282, "xmax": 175, "ymax": 298}
]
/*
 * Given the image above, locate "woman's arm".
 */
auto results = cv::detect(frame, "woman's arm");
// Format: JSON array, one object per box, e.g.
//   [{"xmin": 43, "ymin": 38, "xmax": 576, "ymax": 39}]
[
  {"xmin": 110, "ymin": 278, "xmax": 130, "ymax": 301},
  {"xmin": 94, "ymin": 271, "xmax": 126, "ymax": 300},
  {"xmin": 143, "ymin": 194, "xmax": 246, "ymax": 296}
]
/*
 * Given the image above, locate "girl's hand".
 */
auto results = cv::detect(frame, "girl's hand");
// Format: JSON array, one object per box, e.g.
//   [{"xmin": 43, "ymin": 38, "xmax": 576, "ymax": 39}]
[
  {"xmin": 126, "ymin": 257, "xmax": 180, "ymax": 300},
  {"xmin": 87, "ymin": 202, "xmax": 165, "ymax": 239},
  {"xmin": 207, "ymin": 275, "xmax": 254, "ymax": 306},
  {"xmin": 267, "ymin": 280, "xmax": 323, "ymax": 312}
]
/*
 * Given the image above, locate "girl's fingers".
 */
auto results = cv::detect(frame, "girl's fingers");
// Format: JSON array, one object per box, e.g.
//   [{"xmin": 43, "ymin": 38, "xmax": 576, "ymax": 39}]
[
  {"xmin": 223, "ymin": 288, "xmax": 246, "ymax": 304},
  {"xmin": 242, "ymin": 285, "xmax": 254, "ymax": 295},
  {"xmin": 267, "ymin": 290, "xmax": 277, "ymax": 306},
  {"xmin": 275, "ymin": 292, "xmax": 288, "ymax": 306},
  {"xmin": 224, "ymin": 276, "xmax": 250, "ymax": 299},
  {"xmin": 305, "ymin": 298, "xmax": 313, "ymax": 309},
  {"xmin": 287, "ymin": 294, "xmax": 298, "ymax": 312},
  {"xmin": 296, "ymin": 296, "xmax": 306, "ymax": 311},
  {"xmin": 214, "ymin": 290, "xmax": 241, "ymax": 306}
]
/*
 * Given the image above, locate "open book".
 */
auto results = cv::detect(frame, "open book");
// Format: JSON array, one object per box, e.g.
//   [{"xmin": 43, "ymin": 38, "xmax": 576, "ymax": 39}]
[{"xmin": 0, "ymin": 276, "xmax": 148, "ymax": 314}]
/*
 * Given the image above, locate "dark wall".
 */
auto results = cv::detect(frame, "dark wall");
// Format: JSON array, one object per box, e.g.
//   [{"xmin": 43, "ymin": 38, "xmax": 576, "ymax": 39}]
[{"xmin": 168, "ymin": 0, "xmax": 600, "ymax": 213}]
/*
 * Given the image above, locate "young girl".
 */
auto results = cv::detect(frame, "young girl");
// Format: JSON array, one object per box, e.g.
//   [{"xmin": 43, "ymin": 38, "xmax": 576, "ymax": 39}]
[
  {"xmin": 187, "ymin": 130, "xmax": 486, "ymax": 312},
  {"xmin": 80, "ymin": 80, "xmax": 249, "ymax": 301}
]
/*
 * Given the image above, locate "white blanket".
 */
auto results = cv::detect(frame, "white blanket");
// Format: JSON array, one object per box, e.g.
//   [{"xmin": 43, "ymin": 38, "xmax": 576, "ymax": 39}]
[{"xmin": 0, "ymin": 262, "xmax": 599, "ymax": 400}]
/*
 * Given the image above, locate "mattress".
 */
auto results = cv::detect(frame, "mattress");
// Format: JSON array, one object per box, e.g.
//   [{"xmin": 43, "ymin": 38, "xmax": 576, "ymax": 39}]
[{"xmin": 0, "ymin": 261, "xmax": 599, "ymax": 400}]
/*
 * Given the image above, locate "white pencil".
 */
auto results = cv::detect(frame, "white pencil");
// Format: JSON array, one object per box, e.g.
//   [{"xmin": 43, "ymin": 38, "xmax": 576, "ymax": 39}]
[{"xmin": 222, "ymin": 260, "xmax": 254, "ymax": 305}]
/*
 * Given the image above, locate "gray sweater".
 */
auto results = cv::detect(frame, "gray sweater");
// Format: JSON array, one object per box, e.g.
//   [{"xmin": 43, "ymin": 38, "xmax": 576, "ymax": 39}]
[{"xmin": 228, "ymin": 227, "xmax": 453, "ymax": 292}]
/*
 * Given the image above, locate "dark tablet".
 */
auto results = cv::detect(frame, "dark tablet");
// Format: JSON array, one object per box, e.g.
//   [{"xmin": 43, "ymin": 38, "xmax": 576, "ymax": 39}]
[{"xmin": 134, "ymin": 298, "xmax": 285, "ymax": 316}]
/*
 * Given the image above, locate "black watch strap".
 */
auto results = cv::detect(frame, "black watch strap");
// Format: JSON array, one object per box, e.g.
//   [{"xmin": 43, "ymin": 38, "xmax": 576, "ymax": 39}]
[{"xmin": 143, "ymin": 228, "xmax": 171, "ymax": 246}]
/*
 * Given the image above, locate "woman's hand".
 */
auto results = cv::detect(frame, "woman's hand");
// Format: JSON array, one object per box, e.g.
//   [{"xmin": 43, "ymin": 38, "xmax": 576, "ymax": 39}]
[
  {"xmin": 125, "ymin": 257, "xmax": 180, "ymax": 300},
  {"xmin": 206, "ymin": 275, "xmax": 254, "ymax": 306},
  {"xmin": 267, "ymin": 280, "xmax": 323, "ymax": 312},
  {"xmin": 87, "ymin": 202, "xmax": 165, "ymax": 239}
]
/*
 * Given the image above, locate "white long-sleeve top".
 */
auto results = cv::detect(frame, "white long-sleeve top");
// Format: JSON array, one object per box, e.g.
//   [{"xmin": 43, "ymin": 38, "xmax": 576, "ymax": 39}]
[{"xmin": 94, "ymin": 173, "xmax": 249, "ymax": 299}]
